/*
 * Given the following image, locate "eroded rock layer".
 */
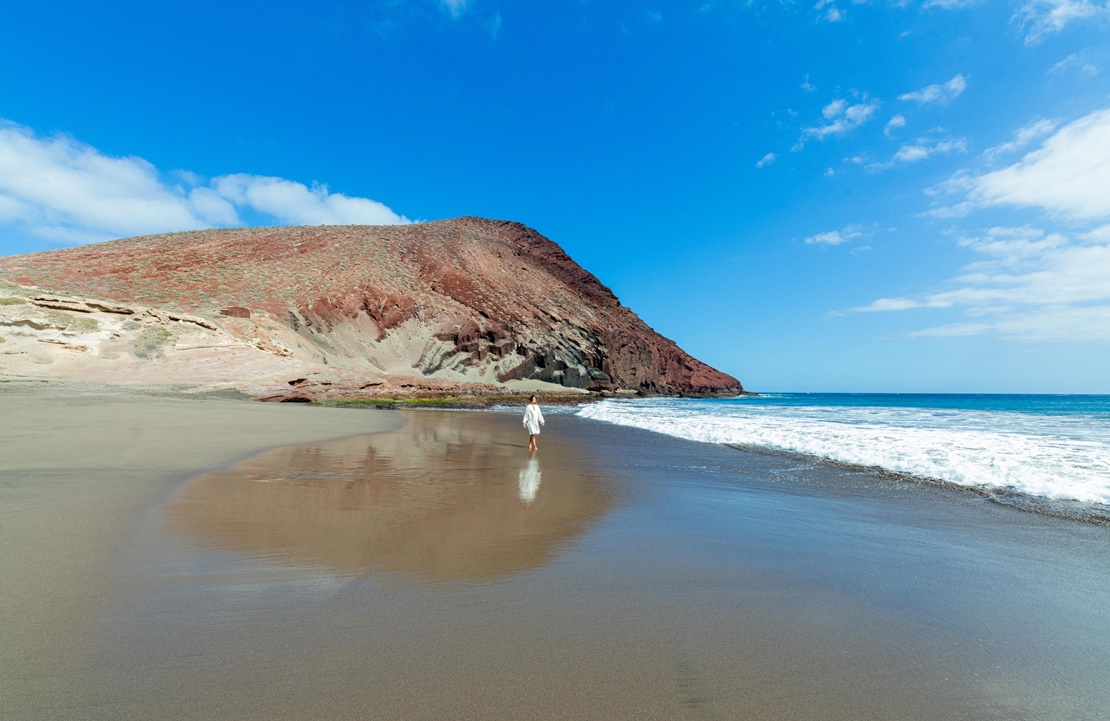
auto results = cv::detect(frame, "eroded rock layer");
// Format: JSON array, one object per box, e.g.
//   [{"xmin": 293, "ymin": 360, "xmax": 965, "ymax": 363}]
[{"xmin": 0, "ymin": 218, "xmax": 741, "ymax": 396}]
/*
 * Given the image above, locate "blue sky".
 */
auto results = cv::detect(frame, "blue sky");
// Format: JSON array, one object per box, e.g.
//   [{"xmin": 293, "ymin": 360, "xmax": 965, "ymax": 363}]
[{"xmin": 2, "ymin": 0, "xmax": 1109, "ymax": 392}]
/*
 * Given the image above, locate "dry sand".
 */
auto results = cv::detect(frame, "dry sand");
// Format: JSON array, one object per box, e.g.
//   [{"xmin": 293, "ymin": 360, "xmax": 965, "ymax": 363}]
[{"xmin": 4, "ymin": 386, "xmax": 1110, "ymax": 720}]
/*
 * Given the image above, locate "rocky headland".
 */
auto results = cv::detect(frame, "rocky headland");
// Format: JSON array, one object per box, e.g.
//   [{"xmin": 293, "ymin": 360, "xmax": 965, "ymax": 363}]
[{"xmin": 0, "ymin": 217, "xmax": 742, "ymax": 401}]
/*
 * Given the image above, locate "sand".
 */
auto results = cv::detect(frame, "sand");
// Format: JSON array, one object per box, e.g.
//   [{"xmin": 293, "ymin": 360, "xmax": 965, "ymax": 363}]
[
  {"xmin": 0, "ymin": 382, "xmax": 401, "ymax": 718},
  {"xmin": 4, "ymin": 385, "xmax": 1110, "ymax": 720}
]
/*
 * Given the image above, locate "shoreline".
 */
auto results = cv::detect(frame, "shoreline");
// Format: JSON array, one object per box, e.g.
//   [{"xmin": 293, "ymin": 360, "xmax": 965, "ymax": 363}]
[
  {"xmin": 9, "ymin": 379, "xmax": 1102, "ymax": 525},
  {"xmin": 718, "ymin": 441, "xmax": 1110, "ymax": 526},
  {"xmin": 13, "ymin": 379, "xmax": 1098, "ymax": 525}
]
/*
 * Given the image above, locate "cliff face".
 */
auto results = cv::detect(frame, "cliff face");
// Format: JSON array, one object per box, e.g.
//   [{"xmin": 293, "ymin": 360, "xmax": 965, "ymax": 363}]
[{"xmin": 0, "ymin": 217, "xmax": 741, "ymax": 396}]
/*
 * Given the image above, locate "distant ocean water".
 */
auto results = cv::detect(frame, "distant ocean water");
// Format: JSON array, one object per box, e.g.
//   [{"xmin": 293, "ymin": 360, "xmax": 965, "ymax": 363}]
[{"xmin": 575, "ymin": 394, "xmax": 1110, "ymax": 506}]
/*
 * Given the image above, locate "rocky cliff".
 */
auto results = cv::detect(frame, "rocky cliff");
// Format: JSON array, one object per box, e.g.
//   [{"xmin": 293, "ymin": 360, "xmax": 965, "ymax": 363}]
[{"xmin": 0, "ymin": 218, "xmax": 742, "ymax": 398}]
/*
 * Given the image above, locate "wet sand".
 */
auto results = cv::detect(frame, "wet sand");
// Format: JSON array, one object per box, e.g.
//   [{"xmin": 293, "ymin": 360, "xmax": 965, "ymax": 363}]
[
  {"xmin": 0, "ymin": 383, "xmax": 401, "ymax": 719},
  {"xmin": 4, "ymin": 390, "xmax": 1110, "ymax": 720}
]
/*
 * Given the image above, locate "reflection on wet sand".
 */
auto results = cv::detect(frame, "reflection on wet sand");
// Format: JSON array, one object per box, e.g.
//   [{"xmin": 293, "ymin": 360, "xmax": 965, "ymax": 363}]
[
  {"xmin": 519, "ymin": 454, "xmax": 541, "ymax": 503},
  {"xmin": 163, "ymin": 411, "xmax": 612, "ymax": 582}
]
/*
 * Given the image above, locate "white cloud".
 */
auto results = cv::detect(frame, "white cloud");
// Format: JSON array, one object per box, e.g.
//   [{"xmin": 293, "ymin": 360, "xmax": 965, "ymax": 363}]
[
  {"xmin": 0, "ymin": 194, "xmax": 25, "ymax": 224},
  {"xmin": 884, "ymin": 115, "xmax": 907, "ymax": 137},
  {"xmin": 1015, "ymin": 0, "xmax": 1110, "ymax": 45},
  {"xmin": 923, "ymin": 0, "xmax": 978, "ymax": 8},
  {"xmin": 844, "ymin": 103, "xmax": 877, "ymax": 124},
  {"xmin": 0, "ymin": 121, "xmax": 210, "ymax": 243},
  {"xmin": 1049, "ymin": 51, "xmax": 1102, "ymax": 77},
  {"xmin": 892, "ymin": 146, "xmax": 930, "ymax": 163},
  {"xmin": 212, "ymin": 175, "xmax": 407, "ymax": 226},
  {"xmin": 859, "ymin": 297, "xmax": 927, "ymax": 311},
  {"xmin": 920, "ymin": 201, "xmax": 974, "ymax": 219},
  {"xmin": 822, "ymin": 99, "xmax": 847, "ymax": 119},
  {"xmin": 851, "ymin": 225, "xmax": 1110, "ymax": 341},
  {"xmin": 867, "ymin": 136, "xmax": 967, "ymax": 170},
  {"xmin": 441, "ymin": 0, "xmax": 470, "ymax": 18},
  {"xmin": 1082, "ymin": 224, "xmax": 1110, "ymax": 242},
  {"xmin": 801, "ymin": 74, "xmax": 816, "ymax": 92},
  {"xmin": 796, "ymin": 98, "xmax": 879, "ymax": 148},
  {"xmin": 968, "ymin": 108, "xmax": 1110, "ymax": 221},
  {"xmin": 0, "ymin": 120, "xmax": 409, "ymax": 247},
  {"xmin": 823, "ymin": 5, "xmax": 845, "ymax": 21},
  {"xmin": 957, "ymin": 224, "xmax": 1069, "ymax": 265},
  {"xmin": 983, "ymin": 118, "xmax": 1060, "ymax": 159},
  {"xmin": 892, "ymin": 137, "xmax": 967, "ymax": 163},
  {"xmin": 805, "ymin": 224, "xmax": 864, "ymax": 245},
  {"xmin": 173, "ymin": 169, "xmax": 203, "ymax": 187},
  {"xmin": 188, "ymin": 187, "xmax": 240, "ymax": 226},
  {"xmin": 898, "ymin": 74, "xmax": 967, "ymax": 105},
  {"xmin": 905, "ymin": 322, "xmax": 990, "ymax": 337},
  {"xmin": 756, "ymin": 152, "xmax": 776, "ymax": 168}
]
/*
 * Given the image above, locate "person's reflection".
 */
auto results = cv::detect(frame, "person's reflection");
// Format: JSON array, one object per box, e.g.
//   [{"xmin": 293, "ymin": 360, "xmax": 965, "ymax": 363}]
[
  {"xmin": 164, "ymin": 413, "xmax": 613, "ymax": 582},
  {"xmin": 518, "ymin": 451, "xmax": 541, "ymax": 504}
]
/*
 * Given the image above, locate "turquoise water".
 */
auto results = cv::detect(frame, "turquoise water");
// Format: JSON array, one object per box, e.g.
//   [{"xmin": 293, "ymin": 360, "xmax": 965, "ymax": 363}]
[
  {"xmin": 734, "ymin": 392, "xmax": 1110, "ymax": 416},
  {"xmin": 577, "ymin": 394, "xmax": 1110, "ymax": 505}
]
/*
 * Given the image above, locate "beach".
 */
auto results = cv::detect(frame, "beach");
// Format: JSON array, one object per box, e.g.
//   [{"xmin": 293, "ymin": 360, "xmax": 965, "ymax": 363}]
[{"xmin": 3, "ymin": 385, "xmax": 1110, "ymax": 720}]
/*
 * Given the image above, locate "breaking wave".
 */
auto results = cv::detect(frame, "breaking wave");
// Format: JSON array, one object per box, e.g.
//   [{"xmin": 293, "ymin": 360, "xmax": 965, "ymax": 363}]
[{"xmin": 576, "ymin": 396, "xmax": 1110, "ymax": 505}]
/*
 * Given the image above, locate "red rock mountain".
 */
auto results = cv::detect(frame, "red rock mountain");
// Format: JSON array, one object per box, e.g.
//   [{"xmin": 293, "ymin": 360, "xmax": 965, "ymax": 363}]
[{"xmin": 0, "ymin": 217, "xmax": 741, "ymax": 395}]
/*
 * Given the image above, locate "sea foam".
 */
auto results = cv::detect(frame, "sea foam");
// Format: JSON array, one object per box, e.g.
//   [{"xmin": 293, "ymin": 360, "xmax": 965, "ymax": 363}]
[{"xmin": 577, "ymin": 398, "xmax": 1110, "ymax": 505}]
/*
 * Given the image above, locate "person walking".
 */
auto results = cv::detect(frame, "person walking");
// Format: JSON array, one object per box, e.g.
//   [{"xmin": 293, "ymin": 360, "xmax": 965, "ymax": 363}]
[{"xmin": 523, "ymin": 395, "xmax": 545, "ymax": 451}]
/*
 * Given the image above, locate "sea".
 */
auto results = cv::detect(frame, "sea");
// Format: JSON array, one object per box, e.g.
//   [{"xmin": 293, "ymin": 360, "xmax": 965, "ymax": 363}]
[{"xmin": 574, "ymin": 393, "xmax": 1110, "ymax": 509}]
